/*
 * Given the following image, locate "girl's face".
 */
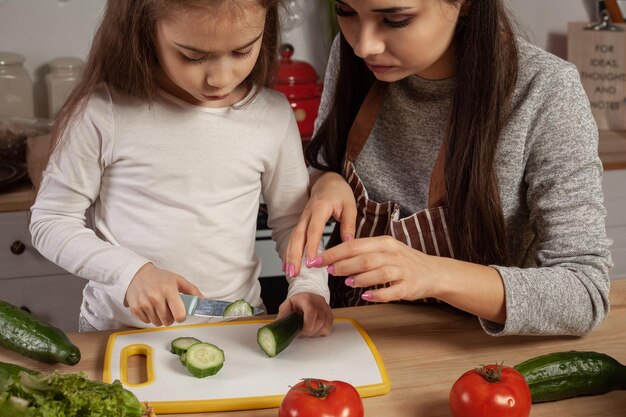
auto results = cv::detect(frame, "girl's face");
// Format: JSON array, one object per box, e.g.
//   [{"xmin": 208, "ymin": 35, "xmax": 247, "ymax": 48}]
[
  {"xmin": 336, "ymin": 0, "xmax": 464, "ymax": 81},
  {"xmin": 155, "ymin": 2, "xmax": 266, "ymax": 107}
]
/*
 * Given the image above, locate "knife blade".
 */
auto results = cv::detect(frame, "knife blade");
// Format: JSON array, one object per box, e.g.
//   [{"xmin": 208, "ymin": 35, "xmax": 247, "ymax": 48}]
[{"xmin": 180, "ymin": 294, "xmax": 265, "ymax": 317}]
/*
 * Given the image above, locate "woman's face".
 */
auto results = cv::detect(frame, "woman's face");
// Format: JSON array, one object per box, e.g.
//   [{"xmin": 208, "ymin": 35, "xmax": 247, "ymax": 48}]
[
  {"xmin": 155, "ymin": 2, "xmax": 266, "ymax": 107},
  {"xmin": 335, "ymin": 0, "xmax": 464, "ymax": 81}
]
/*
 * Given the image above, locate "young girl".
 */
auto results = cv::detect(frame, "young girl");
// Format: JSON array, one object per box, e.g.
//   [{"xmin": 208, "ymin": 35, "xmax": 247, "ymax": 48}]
[
  {"xmin": 284, "ymin": 0, "xmax": 613, "ymax": 336},
  {"xmin": 29, "ymin": 0, "xmax": 333, "ymax": 335}
]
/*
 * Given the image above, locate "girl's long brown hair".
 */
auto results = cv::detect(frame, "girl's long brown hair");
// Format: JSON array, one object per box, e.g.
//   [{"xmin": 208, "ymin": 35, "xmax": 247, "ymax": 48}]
[
  {"xmin": 39, "ymin": 0, "xmax": 280, "ymax": 188},
  {"xmin": 307, "ymin": 0, "xmax": 518, "ymax": 266}
]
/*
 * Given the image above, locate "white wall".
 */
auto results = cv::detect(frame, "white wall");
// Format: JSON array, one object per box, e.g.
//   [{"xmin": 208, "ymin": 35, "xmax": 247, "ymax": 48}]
[
  {"xmin": 507, "ymin": 0, "xmax": 626, "ymax": 58},
  {"xmin": 506, "ymin": 0, "xmax": 592, "ymax": 58},
  {"xmin": 0, "ymin": 0, "xmax": 331, "ymax": 118}
]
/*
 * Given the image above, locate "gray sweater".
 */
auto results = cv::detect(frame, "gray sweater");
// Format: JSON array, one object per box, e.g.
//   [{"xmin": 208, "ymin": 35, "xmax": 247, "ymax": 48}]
[{"xmin": 314, "ymin": 36, "xmax": 613, "ymax": 336}]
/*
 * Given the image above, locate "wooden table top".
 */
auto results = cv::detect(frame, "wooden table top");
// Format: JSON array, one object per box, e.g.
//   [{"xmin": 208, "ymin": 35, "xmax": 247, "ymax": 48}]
[{"xmin": 1, "ymin": 279, "xmax": 625, "ymax": 416}]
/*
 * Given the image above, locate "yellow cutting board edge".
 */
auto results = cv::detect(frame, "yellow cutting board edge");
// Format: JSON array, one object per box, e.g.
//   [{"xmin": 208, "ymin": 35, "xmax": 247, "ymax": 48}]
[{"xmin": 103, "ymin": 317, "xmax": 390, "ymax": 414}]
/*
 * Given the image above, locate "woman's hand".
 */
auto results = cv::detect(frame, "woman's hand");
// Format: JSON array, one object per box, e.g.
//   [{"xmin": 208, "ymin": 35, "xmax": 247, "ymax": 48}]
[
  {"xmin": 125, "ymin": 263, "xmax": 204, "ymax": 327},
  {"xmin": 285, "ymin": 171, "xmax": 357, "ymax": 278},
  {"xmin": 276, "ymin": 292, "xmax": 334, "ymax": 337},
  {"xmin": 320, "ymin": 236, "xmax": 443, "ymax": 302},
  {"xmin": 315, "ymin": 236, "xmax": 507, "ymax": 323}
]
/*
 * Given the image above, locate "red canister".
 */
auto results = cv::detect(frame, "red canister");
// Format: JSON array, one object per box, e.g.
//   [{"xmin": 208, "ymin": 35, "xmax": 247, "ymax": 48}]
[{"xmin": 272, "ymin": 44, "xmax": 322, "ymax": 142}]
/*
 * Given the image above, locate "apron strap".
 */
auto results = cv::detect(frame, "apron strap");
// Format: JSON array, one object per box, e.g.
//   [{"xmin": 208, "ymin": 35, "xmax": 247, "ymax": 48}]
[
  {"xmin": 428, "ymin": 134, "xmax": 447, "ymax": 208},
  {"xmin": 345, "ymin": 80, "xmax": 450, "ymax": 208},
  {"xmin": 346, "ymin": 81, "xmax": 388, "ymax": 162}
]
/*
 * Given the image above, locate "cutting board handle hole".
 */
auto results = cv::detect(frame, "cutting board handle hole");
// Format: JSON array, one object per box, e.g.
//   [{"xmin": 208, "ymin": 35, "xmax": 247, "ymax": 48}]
[{"xmin": 120, "ymin": 344, "xmax": 154, "ymax": 387}]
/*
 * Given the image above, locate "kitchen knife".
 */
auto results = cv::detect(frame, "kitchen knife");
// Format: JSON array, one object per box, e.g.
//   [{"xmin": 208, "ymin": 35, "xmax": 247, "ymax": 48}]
[{"xmin": 180, "ymin": 294, "xmax": 265, "ymax": 317}]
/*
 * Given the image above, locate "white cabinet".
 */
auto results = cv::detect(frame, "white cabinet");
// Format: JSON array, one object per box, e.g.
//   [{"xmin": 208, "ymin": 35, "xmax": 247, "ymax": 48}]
[
  {"xmin": 603, "ymin": 170, "xmax": 626, "ymax": 279},
  {"xmin": 0, "ymin": 211, "xmax": 86, "ymax": 332}
]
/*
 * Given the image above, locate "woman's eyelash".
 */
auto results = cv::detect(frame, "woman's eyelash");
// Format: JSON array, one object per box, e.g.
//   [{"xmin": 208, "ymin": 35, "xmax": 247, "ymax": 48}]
[
  {"xmin": 384, "ymin": 17, "xmax": 412, "ymax": 28},
  {"xmin": 334, "ymin": 5, "xmax": 412, "ymax": 29}
]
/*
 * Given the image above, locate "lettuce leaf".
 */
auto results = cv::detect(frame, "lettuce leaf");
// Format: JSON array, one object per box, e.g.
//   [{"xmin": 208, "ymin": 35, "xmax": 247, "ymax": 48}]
[{"xmin": 0, "ymin": 370, "xmax": 145, "ymax": 417}]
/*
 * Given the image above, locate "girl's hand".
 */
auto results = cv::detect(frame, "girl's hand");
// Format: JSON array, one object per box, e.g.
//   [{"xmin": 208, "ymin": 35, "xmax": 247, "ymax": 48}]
[
  {"xmin": 276, "ymin": 292, "xmax": 333, "ymax": 337},
  {"xmin": 285, "ymin": 171, "xmax": 357, "ymax": 278},
  {"xmin": 125, "ymin": 263, "xmax": 203, "ymax": 327},
  {"xmin": 319, "ymin": 236, "xmax": 443, "ymax": 303}
]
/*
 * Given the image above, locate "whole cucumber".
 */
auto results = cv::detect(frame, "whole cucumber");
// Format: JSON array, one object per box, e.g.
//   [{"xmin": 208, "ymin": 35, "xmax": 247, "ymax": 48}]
[
  {"xmin": 0, "ymin": 300, "xmax": 80, "ymax": 365},
  {"xmin": 514, "ymin": 351, "xmax": 626, "ymax": 402}
]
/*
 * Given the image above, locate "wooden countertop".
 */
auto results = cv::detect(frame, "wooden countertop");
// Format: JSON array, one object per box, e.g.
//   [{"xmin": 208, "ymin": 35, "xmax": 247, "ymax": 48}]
[
  {"xmin": 1, "ymin": 129, "xmax": 625, "ymax": 213},
  {"xmin": 1, "ymin": 279, "xmax": 625, "ymax": 416}
]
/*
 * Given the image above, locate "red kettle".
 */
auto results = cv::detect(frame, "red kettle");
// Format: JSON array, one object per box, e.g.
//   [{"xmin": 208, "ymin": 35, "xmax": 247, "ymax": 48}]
[{"xmin": 272, "ymin": 44, "xmax": 322, "ymax": 142}]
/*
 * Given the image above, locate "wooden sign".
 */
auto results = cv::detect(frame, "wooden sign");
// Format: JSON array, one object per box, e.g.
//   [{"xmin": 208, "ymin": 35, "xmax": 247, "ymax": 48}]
[{"xmin": 568, "ymin": 22, "xmax": 626, "ymax": 130}]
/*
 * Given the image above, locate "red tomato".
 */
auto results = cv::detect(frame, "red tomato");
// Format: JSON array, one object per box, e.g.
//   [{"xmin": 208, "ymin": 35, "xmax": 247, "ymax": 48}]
[
  {"xmin": 278, "ymin": 378, "xmax": 364, "ymax": 417},
  {"xmin": 449, "ymin": 364, "xmax": 531, "ymax": 417}
]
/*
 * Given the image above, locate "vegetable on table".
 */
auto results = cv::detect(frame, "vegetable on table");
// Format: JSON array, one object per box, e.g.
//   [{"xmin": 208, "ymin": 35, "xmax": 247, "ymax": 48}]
[
  {"xmin": 449, "ymin": 364, "xmax": 531, "ymax": 417},
  {"xmin": 0, "ymin": 365, "xmax": 153, "ymax": 417},
  {"xmin": 514, "ymin": 351, "xmax": 626, "ymax": 402},
  {"xmin": 184, "ymin": 342, "xmax": 225, "ymax": 378},
  {"xmin": 170, "ymin": 338, "xmax": 225, "ymax": 378},
  {"xmin": 257, "ymin": 312, "xmax": 303, "ymax": 357},
  {"xmin": 223, "ymin": 299, "xmax": 254, "ymax": 317},
  {"xmin": 0, "ymin": 300, "xmax": 81, "ymax": 365},
  {"xmin": 170, "ymin": 336, "xmax": 201, "ymax": 356},
  {"xmin": 0, "ymin": 361, "xmax": 39, "ymax": 381},
  {"xmin": 278, "ymin": 378, "xmax": 364, "ymax": 417}
]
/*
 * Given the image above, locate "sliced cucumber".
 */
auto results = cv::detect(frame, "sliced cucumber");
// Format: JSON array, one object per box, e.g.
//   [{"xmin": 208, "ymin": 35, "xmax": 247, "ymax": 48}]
[
  {"xmin": 185, "ymin": 342, "xmax": 225, "ymax": 378},
  {"xmin": 179, "ymin": 352, "xmax": 187, "ymax": 366},
  {"xmin": 170, "ymin": 337, "xmax": 201, "ymax": 355},
  {"xmin": 257, "ymin": 312, "xmax": 304, "ymax": 357},
  {"xmin": 223, "ymin": 299, "xmax": 254, "ymax": 317}
]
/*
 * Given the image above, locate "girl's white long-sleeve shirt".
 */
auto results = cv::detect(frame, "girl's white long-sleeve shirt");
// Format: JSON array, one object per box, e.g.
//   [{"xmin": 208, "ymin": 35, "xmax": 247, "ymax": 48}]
[{"xmin": 30, "ymin": 84, "xmax": 329, "ymax": 330}]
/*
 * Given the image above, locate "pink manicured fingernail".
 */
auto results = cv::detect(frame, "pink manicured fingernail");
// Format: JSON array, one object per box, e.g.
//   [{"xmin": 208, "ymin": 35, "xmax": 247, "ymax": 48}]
[
  {"xmin": 345, "ymin": 277, "xmax": 354, "ymax": 287},
  {"xmin": 306, "ymin": 256, "xmax": 323, "ymax": 268},
  {"xmin": 327, "ymin": 264, "xmax": 335, "ymax": 275},
  {"xmin": 345, "ymin": 234, "xmax": 354, "ymax": 241},
  {"xmin": 287, "ymin": 264, "xmax": 296, "ymax": 278},
  {"xmin": 361, "ymin": 291, "xmax": 373, "ymax": 301}
]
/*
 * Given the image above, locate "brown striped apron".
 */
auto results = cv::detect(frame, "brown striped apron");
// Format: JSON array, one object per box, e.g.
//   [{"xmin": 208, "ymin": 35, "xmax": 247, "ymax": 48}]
[{"xmin": 329, "ymin": 81, "xmax": 456, "ymax": 307}]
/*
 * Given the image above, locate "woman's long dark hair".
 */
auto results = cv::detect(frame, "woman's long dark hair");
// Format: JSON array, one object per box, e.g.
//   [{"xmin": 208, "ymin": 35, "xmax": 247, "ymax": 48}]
[{"xmin": 307, "ymin": 0, "xmax": 518, "ymax": 266}]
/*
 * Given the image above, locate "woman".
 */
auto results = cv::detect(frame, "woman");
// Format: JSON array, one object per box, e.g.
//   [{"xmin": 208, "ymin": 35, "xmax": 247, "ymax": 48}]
[{"xmin": 282, "ymin": 0, "xmax": 612, "ymax": 336}]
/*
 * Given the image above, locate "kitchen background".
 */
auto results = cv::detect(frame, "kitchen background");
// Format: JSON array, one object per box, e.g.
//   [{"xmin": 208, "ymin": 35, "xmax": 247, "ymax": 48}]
[
  {"xmin": 0, "ymin": 0, "xmax": 615, "ymax": 119},
  {"xmin": 1, "ymin": 0, "xmax": 625, "ymax": 331}
]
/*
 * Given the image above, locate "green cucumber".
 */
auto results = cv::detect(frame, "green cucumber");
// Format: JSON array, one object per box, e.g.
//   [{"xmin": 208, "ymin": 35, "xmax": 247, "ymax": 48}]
[
  {"xmin": 179, "ymin": 352, "xmax": 187, "ymax": 366},
  {"xmin": 257, "ymin": 312, "xmax": 303, "ymax": 357},
  {"xmin": 170, "ymin": 337, "xmax": 201, "ymax": 356},
  {"xmin": 514, "ymin": 351, "xmax": 626, "ymax": 402},
  {"xmin": 223, "ymin": 299, "xmax": 254, "ymax": 317},
  {"xmin": 0, "ymin": 300, "xmax": 80, "ymax": 365},
  {"xmin": 0, "ymin": 361, "xmax": 39, "ymax": 382},
  {"xmin": 185, "ymin": 343, "xmax": 225, "ymax": 378}
]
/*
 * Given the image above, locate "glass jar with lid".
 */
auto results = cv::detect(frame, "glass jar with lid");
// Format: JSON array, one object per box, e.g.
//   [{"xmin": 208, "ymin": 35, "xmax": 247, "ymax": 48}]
[
  {"xmin": 45, "ymin": 57, "xmax": 84, "ymax": 118},
  {"xmin": 0, "ymin": 52, "xmax": 34, "ymax": 118}
]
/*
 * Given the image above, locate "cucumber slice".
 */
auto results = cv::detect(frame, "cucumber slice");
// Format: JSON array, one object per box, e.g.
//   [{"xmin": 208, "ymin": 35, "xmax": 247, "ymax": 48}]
[
  {"xmin": 223, "ymin": 299, "xmax": 254, "ymax": 317},
  {"xmin": 257, "ymin": 312, "xmax": 304, "ymax": 357},
  {"xmin": 185, "ymin": 342, "xmax": 225, "ymax": 378},
  {"xmin": 170, "ymin": 337, "xmax": 201, "ymax": 355},
  {"xmin": 179, "ymin": 352, "xmax": 187, "ymax": 365}
]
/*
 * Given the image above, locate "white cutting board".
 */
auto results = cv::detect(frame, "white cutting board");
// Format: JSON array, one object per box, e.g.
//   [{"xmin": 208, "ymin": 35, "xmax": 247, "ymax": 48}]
[{"xmin": 103, "ymin": 318, "xmax": 390, "ymax": 414}]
